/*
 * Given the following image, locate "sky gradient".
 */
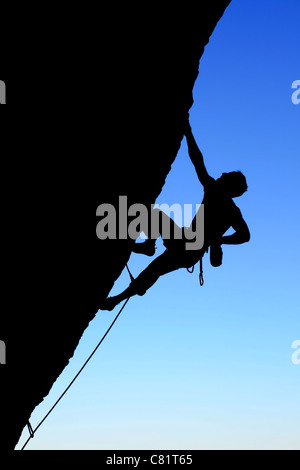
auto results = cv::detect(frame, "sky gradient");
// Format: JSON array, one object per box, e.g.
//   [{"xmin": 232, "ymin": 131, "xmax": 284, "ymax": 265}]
[{"xmin": 17, "ymin": 0, "xmax": 299, "ymax": 450}]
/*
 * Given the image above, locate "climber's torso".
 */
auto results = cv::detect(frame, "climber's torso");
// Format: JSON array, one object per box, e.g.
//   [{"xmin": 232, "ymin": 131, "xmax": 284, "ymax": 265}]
[{"xmin": 191, "ymin": 179, "xmax": 242, "ymax": 251}]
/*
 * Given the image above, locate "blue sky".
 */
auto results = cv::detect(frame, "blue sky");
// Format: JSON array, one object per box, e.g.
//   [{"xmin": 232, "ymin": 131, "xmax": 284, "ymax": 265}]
[{"xmin": 18, "ymin": 0, "xmax": 299, "ymax": 450}]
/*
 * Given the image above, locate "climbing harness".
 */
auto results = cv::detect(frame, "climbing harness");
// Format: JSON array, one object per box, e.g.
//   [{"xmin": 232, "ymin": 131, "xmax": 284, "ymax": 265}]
[
  {"xmin": 20, "ymin": 264, "xmax": 134, "ymax": 450},
  {"xmin": 187, "ymin": 257, "xmax": 204, "ymax": 287}
]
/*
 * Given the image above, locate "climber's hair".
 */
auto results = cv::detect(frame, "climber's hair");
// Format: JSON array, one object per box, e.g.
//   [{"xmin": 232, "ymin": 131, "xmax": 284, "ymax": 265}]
[{"xmin": 221, "ymin": 171, "xmax": 248, "ymax": 198}]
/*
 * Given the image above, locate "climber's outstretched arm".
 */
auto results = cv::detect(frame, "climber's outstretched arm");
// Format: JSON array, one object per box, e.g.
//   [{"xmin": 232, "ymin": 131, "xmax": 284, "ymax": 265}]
[{"xmin": 185, "ymin": 122, "xmax": 214, "ymax": 188}]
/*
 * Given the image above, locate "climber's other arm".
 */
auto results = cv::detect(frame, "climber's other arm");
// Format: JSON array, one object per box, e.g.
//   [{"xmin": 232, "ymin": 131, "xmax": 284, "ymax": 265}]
[
  {"xmin": 221, "ymin": 215, "xmax": 251, "ymax": 245},
  {"xmin": 185, "ymin": 121, "xmax": 214, "ymax": 188}
]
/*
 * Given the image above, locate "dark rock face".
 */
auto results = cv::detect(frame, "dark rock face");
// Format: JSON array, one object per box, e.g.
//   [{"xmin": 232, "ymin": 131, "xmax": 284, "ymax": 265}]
[{"xmin": 1, "ymin": 2, "xmax": 231, "ymax": 450}]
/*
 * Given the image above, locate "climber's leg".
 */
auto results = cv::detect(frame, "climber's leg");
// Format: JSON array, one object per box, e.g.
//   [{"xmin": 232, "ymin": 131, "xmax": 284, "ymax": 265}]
[
  {"xmin": 99, "ymin": 249, "xmax": 185, "ymax": 311},
  {"xmin": 132, "ymin": 238, "xmax": 156, "ymax": 257},
  {"xmin": 132, "ymin": 208, "xmax": 183, "ymax": 256},
  {"xmin": 151, "ymin": 208, "xmax": 183, "ymax": 245}
]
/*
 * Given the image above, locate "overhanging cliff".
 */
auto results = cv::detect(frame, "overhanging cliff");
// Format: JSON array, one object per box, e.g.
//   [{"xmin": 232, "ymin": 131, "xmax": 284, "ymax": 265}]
[{"xmin": 1, "ymin": 1, "xmax": 231, "ymax": 450}]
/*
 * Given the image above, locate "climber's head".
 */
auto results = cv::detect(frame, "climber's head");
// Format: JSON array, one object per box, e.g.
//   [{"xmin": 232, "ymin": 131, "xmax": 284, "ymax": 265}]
[{"xmin": 217, "ymin": 171, "xmax": 248, "ymax": 198}]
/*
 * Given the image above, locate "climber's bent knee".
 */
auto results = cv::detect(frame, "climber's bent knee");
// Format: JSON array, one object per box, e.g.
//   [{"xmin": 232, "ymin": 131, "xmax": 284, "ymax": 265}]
[
  {"xmin": 130, "ymin": 267, "xmax": 160, "ymax": 297},
  {"xmin": 130, "ymin": 279, "xmax": 148, "ymax": 297},
  {"xmin": 136, "ymin": 287, "xmax": 147, "ymax": 297}
]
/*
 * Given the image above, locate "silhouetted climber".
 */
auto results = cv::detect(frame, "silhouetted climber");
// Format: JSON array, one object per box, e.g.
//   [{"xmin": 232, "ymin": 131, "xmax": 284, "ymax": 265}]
[{"xmin": 99, "ymin": 119, "xmax": 250, "ymax": 311}]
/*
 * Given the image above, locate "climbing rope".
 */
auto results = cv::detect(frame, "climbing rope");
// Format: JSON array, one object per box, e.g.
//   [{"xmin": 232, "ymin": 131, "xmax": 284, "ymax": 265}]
[
  {"xmin": 21, "ymin": 255, "xmax": 204, "ymax": 449},
  {"xmin": 21, "ymin": 262, "xmax": 136, "ymax": 450},
  {"xmin": 125, "ymin": 263, "xmax": 135, "ymax": 282},
  {"xmin": 21, "ymin": 297, "xmax": 130, "ymax": 450}
]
